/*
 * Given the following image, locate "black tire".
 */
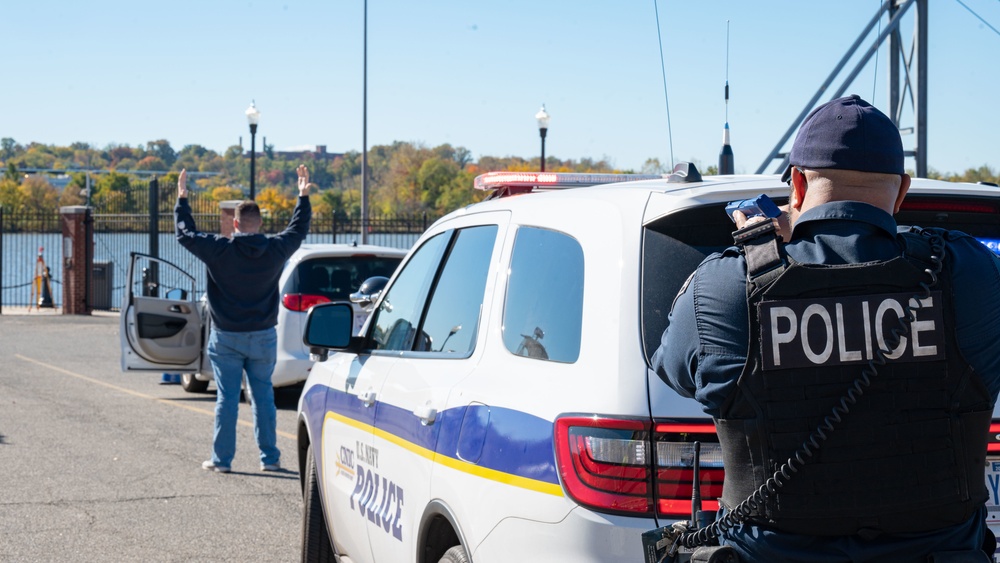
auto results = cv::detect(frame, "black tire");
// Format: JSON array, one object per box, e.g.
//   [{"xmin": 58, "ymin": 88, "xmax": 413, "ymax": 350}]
[
  {"xmin": 302, "ymin": 444, "xmax": 335, "ymax": 563},
  {"xmin": 438, "ymin": 545, "xmax": 469, "ymax": 563},
  {"xmin": 180, "ymin": 372, "xmax": 209, "ymax": 393}
]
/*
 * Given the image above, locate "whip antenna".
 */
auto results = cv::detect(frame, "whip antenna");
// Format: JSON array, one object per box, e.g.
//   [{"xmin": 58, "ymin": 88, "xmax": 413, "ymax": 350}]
[
  {"xmin": 653, "ymin": 0, "xmax": 675, "ymax": 168},
  {"xmin": 719, "ymin": 20, "xmax": 734, "ymax": 174},
  {"xmin": 725, "ymin": 20, "xmax": 730, "ymax": 123}
]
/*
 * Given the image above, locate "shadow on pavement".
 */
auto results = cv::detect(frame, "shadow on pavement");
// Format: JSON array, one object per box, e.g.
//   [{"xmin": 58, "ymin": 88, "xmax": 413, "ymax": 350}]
[
  {"xmin": 204, "ymin": 469, "xmax": 300, "ymax": 480},
  {"xmin": 159, "ymin": 383, "xmax": 303, "ymax": 411},
  {"xmin": 275, "ymin": 385, "xmax": 305, "ymax": 410}
]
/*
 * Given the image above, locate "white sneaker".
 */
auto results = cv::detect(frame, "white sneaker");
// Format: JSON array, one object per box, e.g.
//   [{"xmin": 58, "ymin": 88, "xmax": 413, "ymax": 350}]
[
  {"xmin": 261, "ymin": 462, "xmax": 281, "ymax": 472},
  {"xmin": 202, "ymin": 460, "xmax": 231, "ymax": 473}
]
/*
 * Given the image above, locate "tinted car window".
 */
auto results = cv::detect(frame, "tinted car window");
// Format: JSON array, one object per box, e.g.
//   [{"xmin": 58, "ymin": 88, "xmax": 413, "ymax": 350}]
[
  {"xmin": 641, "ymin": 204, "xmax": 751, "ymax": 363},
  {"xmin": 503, "ymin": 227, "xmax": 584, "ymax": 363},
  {"xmin": 418, "ymin": 225, "xmax": 497, "ymax": 356},
  {"xmin": 370, "ymin": 233, "xmax": 449, "ymax": 352},
  {"xmin": 639, "ymin": 195, "xmax": 1000, "ymax": 363},
  {"xmin": 290, "ymin": 256, "xmax": 402, "ymax": 300}
]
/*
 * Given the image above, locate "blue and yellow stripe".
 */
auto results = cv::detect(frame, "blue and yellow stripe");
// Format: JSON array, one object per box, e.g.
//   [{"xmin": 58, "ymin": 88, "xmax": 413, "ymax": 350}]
[{"xmin": 304, "ymin": 384, "xmax": 564, "ymax": 497}]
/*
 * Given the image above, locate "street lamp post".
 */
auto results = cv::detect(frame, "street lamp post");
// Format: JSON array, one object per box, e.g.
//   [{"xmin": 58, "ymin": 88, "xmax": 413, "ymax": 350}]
[
  {"xmin": 535, "ymin": 105, "xmax": 550, "ymax": 172},
  {"xmin": 361, "ymin": 0, "xmax": 369, "ymax": 244},
  {"xmin": 245, "ymin": 101, "xmax": 261, "ymax": 200}
]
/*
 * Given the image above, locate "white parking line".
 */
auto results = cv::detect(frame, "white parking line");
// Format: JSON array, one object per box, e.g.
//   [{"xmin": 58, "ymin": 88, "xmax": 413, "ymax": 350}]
[{"xmin": 14, "ymin": 353, "xmax": 296, "ymax": 441}]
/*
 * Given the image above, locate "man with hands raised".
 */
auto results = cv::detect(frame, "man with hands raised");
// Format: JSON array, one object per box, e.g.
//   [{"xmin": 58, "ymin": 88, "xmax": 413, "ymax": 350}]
[{"xmin": 175, "ymin": 165, "xmax": 313, "ymax": 473}]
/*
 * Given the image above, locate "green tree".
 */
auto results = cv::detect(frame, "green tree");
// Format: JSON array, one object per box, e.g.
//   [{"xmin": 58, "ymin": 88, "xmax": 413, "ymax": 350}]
[
  {"xmin": 416, "ymin": 156, "xmax": 458, "ymax": 208},
  {"xmin": 1, "ymin": 137, "xmax": 20, "ymax": 161},
  {"xmin": 177, "ymin": 144, "xmax": 214, "ymax": 171},
  {"xmin": 135, "ymin": 155, "xmax": 168, "ymax": 171},
  {"xmin": 146, "ymin": 139, "xmax": 177, "ymax": 167},
  {"xmin": 16, "ymin": 145, "xmax": 56, "ymax": 169},
  {"xmin": 435, "ymin": 168, "xmax": 480, "ymax": 212},
  {"xmin": 0, "ymin": 176, "xmax": 23, "ymax": 209},
  {"xmin": 92, "ymin": 172, "xmax": 134, "ymax": 211},
  {"xmin": 956, "ymin": 165, "xmax": 997, "ymax": 185},
  {"xmin": 59, "ymin": 184, "xmax": 86, "ymax": 207},
  {"xmin": 4, "ymin": 162, "xmax": 18, "ymax": 182},
  {"xmin": 210, "ymin": 186, "xmax": 244, "ymax": 201},
  {"xmin": 19, "ymin": 176, "xmax": 61, "ymax": 212}
]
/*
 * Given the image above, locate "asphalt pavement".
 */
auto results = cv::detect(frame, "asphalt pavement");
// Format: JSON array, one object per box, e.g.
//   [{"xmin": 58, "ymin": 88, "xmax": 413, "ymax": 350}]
[{"xmin": 0, "ymin": 311, "xmax": 304, "ymax": 562}]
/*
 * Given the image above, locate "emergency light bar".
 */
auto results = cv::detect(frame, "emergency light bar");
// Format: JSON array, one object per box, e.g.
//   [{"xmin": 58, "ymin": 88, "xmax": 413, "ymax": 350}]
[{"xmin": 474, "ymin": 171, "xmax": 664, "ymax": 192}]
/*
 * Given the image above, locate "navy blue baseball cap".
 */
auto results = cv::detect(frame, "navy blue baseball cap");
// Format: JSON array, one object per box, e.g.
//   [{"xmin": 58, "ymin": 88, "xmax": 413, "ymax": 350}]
[{"xmin": 780, "ymin": 94, "xmax": 904, "ymax": 183}]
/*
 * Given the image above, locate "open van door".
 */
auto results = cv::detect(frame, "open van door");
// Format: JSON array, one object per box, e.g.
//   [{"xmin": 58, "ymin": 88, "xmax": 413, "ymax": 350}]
[{"xmin": 120, "ymin": 252, "xmax": 205, "ymax": 372}]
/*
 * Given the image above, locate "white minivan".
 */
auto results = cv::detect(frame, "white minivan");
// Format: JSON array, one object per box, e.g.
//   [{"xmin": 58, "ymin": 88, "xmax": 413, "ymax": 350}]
[{"xmin": 119, "ymin": 243, "xmax": 404, "ymax": 391}]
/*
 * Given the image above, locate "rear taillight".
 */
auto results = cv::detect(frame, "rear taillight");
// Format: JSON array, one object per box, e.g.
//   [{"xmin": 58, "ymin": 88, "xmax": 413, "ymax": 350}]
[
  {"xmin": 554, "ymin": 416, "xmax": 652, "ymax": 515},
  {"xmin": 281, "ymin": 293, "xmax": 331, "ymax": 312},
  {"xmin": 989, "ymin": 422, "xmax": 1000, "ymax": 454},
  {"xmin": 554, "ymin": 417, "xmax": 723, "ymax": 518},
  {"xmin": 654, "ymin": 423, "xmax": 723, "ymax": 517}
]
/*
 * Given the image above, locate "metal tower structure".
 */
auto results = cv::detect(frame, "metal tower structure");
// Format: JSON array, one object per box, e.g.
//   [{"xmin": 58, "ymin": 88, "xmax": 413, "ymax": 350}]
[{"xmin": 757, "ymin": 0, "xmax": 928, "ymax": 177}]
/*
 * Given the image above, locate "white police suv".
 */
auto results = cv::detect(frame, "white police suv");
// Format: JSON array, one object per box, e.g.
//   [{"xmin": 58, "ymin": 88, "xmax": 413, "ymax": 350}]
[{"xmin": 295, "ymin": 166, "xmax": 1000, "ymax": 562}]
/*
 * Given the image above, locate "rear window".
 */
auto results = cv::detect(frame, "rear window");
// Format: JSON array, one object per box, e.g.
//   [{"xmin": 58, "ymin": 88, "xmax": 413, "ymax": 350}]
[
  {"xmin": 642, "ymin": 204, "xmax": 737, "ymax": 363},
  {"xmin": 287, "ymin": 255, "xmax": 402, "ymax": 301},
  {"xmin": 640, "ymin": 194, "xmax": 1000, "ymax": 364}
]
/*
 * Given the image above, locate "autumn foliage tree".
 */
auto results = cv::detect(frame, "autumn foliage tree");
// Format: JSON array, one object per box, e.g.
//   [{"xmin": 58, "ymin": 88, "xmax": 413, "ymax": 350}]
[{"xmin": 3, "ymin": 137, "xmax": 997, "ymax": 217}]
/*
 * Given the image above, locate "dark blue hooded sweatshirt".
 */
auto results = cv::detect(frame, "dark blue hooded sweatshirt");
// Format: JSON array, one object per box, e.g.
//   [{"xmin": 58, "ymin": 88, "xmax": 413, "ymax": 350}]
[{"xmin": 175, "ymin": 196, "xmax": 311, "ymax": 332}]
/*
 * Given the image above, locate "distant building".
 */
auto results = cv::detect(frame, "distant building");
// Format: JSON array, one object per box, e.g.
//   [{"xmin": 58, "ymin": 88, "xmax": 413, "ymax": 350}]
[{"xmin": 245, "ymin": 144, "xmax": 342, "ymax": 161}]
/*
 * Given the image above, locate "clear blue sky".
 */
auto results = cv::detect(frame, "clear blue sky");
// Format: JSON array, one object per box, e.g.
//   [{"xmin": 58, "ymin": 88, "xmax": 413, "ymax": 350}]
[{"xmin": 4, "ymin": 0, "xmax": 999, "ymax": 176}]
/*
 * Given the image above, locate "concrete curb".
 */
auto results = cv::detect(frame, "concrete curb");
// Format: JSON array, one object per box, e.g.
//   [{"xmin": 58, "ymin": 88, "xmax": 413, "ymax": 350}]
[{"xmin": 0, "ymin": 307, "xmax": 119, "ymax": 317}]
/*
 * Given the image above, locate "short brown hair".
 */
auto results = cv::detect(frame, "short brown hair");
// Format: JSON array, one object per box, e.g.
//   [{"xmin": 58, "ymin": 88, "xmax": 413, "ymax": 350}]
[{"xmin": 235, "ymin": 201, "xmax": 262, "ymax": 229}]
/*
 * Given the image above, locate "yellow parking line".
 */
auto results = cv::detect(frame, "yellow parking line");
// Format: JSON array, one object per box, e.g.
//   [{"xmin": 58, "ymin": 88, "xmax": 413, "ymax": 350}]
[{"xmin": 14, "ymin": 354, "xmax": 296, "ymax": 441}]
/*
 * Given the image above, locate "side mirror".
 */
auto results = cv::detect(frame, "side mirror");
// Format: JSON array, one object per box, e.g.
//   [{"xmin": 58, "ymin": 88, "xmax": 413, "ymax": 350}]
[
  {"xmin": 303, "ymin": 302, "xmax": 358, "ymax": 359},
  {"xmin": 350, "ymin": 276, "xmax": 390, "ymax": 309}
]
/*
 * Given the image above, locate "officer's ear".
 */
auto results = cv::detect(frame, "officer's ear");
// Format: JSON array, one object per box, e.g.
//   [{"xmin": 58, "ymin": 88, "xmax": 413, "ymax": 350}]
[
  {"xmin": 789, "ymin": 167, "xmax": 807, "ymax": 211},
  {"xmin": 893, "ymin": 174, "xmax": 911, "ymax": 214}
]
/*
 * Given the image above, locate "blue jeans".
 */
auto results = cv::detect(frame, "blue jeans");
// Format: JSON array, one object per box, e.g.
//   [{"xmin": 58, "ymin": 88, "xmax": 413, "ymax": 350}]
[{"xmin": 206, "ymin": 327, "xmax": 280, "ymax": 468}]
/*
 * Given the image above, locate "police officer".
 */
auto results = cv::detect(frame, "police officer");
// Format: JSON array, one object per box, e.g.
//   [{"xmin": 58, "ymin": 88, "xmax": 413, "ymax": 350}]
[{"xmin": 652, "ymin": 95, "xmax": 1000, "ymax": 562}]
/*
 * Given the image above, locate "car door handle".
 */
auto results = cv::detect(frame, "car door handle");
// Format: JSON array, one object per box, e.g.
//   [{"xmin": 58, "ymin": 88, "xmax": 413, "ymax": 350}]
[
  {"xmin": 169, "ymin": 304, "xmax": 190, "ymax": 314},
  {"xmin": 413, "ymin": 403, "xmax": 437, "ymax": 426},
  {"xmin": 359, "ymin": 389, "xmax": 376, "ymax": 408}
]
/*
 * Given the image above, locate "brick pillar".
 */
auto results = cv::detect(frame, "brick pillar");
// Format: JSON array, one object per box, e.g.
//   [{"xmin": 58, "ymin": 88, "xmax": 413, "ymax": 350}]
[
  {"xmin": 60, "ymin": 206, "xmax": 92, "ymax": 315},
  {"xmin": 219, "ymin": 200, "xmax": 241, "ymax": 238}
]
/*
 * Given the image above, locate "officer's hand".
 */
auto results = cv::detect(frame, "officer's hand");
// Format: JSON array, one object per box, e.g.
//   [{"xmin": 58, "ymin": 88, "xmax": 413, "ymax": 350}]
[
  {"xmin": 734, "ymin": 204, "xmax": 791, "ymax": 242},
  {"xmin": 178, "ymin": 169, "xmax": 188, "ymax": 199}
]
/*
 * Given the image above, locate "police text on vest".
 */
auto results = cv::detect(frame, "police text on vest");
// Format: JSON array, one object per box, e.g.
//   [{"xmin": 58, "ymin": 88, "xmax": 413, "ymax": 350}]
[{"xmin": 759, "ymin": 291, "xmax": 945, "ymax": 370}]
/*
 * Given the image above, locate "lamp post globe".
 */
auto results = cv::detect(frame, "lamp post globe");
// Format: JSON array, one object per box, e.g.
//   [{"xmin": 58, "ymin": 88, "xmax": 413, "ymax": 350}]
[
  {"xmin": 245, "ymin": 101, "xmax": 261, "ymax": 199},
  {"xmin": 535, "ymin": 105, "xmax": 550, "ymax": 172}
]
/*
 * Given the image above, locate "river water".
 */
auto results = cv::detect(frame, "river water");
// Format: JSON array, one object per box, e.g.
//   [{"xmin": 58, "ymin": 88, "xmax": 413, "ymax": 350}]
[{"xmin": 1, "ymin": 232, "xmax": 418, "ymax": 310}]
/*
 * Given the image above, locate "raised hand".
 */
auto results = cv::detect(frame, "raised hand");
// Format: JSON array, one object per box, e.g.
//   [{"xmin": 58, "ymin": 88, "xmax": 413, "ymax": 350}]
[
  {"xmin": 297, "ymin": 165, "xmax": 314, "ymax": 196},
  {"xmin": 178, "ymin": 169, "xmax": 188, "ymax": 199}
]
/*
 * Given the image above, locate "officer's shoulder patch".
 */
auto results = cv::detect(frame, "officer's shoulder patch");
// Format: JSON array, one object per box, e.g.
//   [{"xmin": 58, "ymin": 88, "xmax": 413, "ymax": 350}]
[{"xmin": 676, "ymin": 271, "xmax": 696, "ymax": 298}]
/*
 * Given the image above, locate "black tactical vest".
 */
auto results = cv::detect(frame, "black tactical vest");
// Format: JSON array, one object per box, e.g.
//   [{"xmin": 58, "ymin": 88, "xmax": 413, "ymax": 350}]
[{"xmin": 715, "ymin": 228, "xmax": 992, "ymax": 537}]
